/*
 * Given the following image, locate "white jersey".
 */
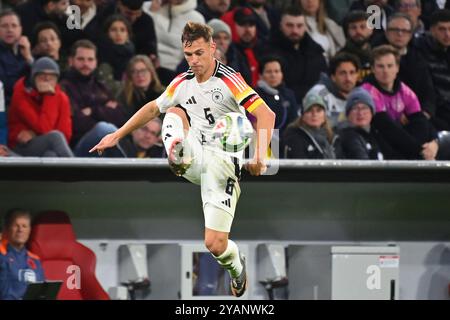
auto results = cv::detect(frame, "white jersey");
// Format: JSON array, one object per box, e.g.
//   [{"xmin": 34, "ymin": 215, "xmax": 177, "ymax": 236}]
[{"xmin": 156, "ymin": 60, "xmax": 264, "ymax": 143}]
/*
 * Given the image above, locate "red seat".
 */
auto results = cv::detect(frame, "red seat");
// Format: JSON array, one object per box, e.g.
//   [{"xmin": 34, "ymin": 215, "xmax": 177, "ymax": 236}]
[{"xmin": 28, "ymin": 211, "xmax": 109, "ymax": 300}]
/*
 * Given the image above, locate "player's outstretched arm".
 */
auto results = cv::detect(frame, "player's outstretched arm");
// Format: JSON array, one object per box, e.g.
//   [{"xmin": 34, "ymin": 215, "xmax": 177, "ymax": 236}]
[
  {"xmin": 89, "ymin": 100, "xmax": 161, "ymax": 154},
  {"xmin": 246, "ymin": 103, "xmax": 275, "ymax": 176}
]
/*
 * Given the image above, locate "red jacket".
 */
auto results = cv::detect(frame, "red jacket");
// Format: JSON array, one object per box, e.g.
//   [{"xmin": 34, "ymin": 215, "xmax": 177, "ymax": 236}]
[{"xmin": 8, "ymin": 77, "xmax": 72, "ymax": 148}]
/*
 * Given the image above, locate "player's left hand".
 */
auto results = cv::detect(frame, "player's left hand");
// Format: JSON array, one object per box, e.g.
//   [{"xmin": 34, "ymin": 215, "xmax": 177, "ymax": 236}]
[{"xmin": 245, "ymin": 159, "xmax": 267, "ymax": 176}]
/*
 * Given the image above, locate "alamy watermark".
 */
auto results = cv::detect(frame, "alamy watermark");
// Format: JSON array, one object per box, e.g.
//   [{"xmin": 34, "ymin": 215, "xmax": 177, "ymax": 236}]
[
  {"xmin": 367, "ymin": 5, "xmax": 382, "ymax": 30},
  {"xmin": 66, "ymin": 5, "xmax": 81, "ymax": 30}
]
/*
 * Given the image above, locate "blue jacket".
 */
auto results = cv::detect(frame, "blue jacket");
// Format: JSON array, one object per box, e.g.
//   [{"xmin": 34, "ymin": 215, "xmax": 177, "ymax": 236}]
[
  {"xmin": 0, "ymin": 42, "xmax": 29, "ymax": 108},
  {"xmin": 0, "ymin": 239, "xmax": 45, "ymax": 300}
]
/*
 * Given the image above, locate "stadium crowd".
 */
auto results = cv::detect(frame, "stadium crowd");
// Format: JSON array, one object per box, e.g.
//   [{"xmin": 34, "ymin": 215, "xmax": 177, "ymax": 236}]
[{"xmin": 1, "ymin": 0, "xmax": 450, "ymax": 160}]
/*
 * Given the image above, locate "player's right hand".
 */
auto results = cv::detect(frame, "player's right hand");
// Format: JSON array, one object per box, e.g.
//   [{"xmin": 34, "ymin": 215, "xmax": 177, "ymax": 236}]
[{"xmin": 89, "ymin": 133, "xmax": 119, "ymax": 156}]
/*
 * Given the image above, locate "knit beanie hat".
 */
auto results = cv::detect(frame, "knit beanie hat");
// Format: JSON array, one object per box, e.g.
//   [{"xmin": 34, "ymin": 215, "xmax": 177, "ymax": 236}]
[
  {"xmin": 302, "ymin": 92, "xmax": 327, "ymax": 113},
  {"xmin": 345, "ymin": 87, "xmax": 375, "ymax": 115},
  {"xmin": 31, "ymin": 57, "xmax": 60, "ymax": 81},
  {"xmin": 208, "ymin": 19, "xmax": 232, "ymax": 38}
]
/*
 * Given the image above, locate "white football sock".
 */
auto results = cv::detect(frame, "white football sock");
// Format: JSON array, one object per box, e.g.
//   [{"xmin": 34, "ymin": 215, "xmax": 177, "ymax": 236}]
[
  {"xmin": 162, "ymin": 113, "xmax": 185, "ymax": 156},
  {"xmin": 212, "ymin": 239, "xmax": 243, "ymax": 279}
]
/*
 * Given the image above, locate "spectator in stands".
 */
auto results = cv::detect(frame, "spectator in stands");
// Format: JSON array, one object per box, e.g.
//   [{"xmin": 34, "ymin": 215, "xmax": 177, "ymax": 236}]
[
  {"xmin": 149, "ymin": 0, "xmax": 205, "ymax": 85},
  {"xmin": 60, "ymin": 40, "xmax": 127, "ymax": 157},
  {"xmin": 15, "ymin": 0, "xmax": 70, "ymax": 49},
  {"xmin": 8, "ymin": 57, "xmax": 73, "ymax": 157},
  {"xmin": 196, "ymin": 0, "xmax": 231, "ymax": 22},
  {"xmin": 362, "ymin": 45, "xmax": 440, "ymax": 160},
  {"xmin": 395, "ymin": 0, "xmax": 425, "ymax": 37},
  {"xmin": 340, "ymin": 11, "xmax": 373, "ymax": 82},
  {"xmin": 0, "ymin": 209, "xmax": 45, "ymax": 300},
  {"xmin": 297, "ymin": 0, "xmax": 346, "ymax": 61},
  {"xmin": 209, "ymin": 18, "xmax": 252, "ymax": 85},
  {"xmin": 97, "ymin": 14, "xmax": 135, "ymax": 93},
  {"xmin": 265, "ymin": 6, "xmax": 327, "ymax": 103},
  {"xmin": 381, "ymin": 13, "xmax": 436, "ymax": 118},
  {"xmin": 350, "ymin": 0, "xmax": 394, "ymax": 38},
  {"xmin": 230, "ymin": 7, "xmax": 264, "ymax": 87},
  {"xmin": 104, "ymin": 0, "xmax": 158, "ymax": 62},
  {"xmin": 307, "ymin": 52, "xmax": 360, "ymax": 129},
  {"xmin": 420, "ymin": 0, "xmax": 450, "ymax": 29},
  {"xmin": 255, "ymin": 55, "xmax": 298, "ymax": 138},
  {"xmin": 283, "ymin": 91, "xmax": 341, "ymax": 159},
  {"xmin": 416, "ymin": 10, "xmax": 450, "ymax": 131},
  {"xmin": 0, "ymin": 10, "xmax": 33, "ymax": 107},
  {"xmin": 117, "ymin": 118, "xmax": 165, "ymax": 158},
  {"xmin": 240, "ymin": 0, "xmax": 280, "ymax": 43},
  {"xmin": 117, "ymin": 55, "xmax": 165, "ymax": 119},
  {"xmin": 340, "ymin": 87, "xmax": 394, "ymax": 160},
  {"xmin": 66, "ymin": 0, "xmax": 105, "ymax": 47},
  {"xmin": 31, "ymin": 22, "xmax": 67, "ymax": 72}
]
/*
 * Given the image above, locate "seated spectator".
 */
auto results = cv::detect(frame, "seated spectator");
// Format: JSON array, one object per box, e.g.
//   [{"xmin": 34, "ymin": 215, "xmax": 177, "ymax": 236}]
[
  {"xmin": 60, "ymin": 40, "xmax": 127, "ymax": 157},
  {"xmin": 298, "ymin": 0, "xmax": 345, "ymax": 61},
  {"xmin": 420, "ymin": 0, "xmax": 450, "ymax": 29},
  {"xmin": 229, "ymin": 7, "xmax": 264, "ymax": 87},
  {"xmin": 362, "ymin": 45, "xmax": 440, "ymax": 160},
  {"xmin": 0, "ymin": 10, "xmax": 34, "ymax": 107},
  {"xmin": 265, "ymin": 6, "xmax": 327, "ymax": 103},
  {"xmin": 254, "ymin": 55, "xmax": 298, "ymax": 138},
  {"xmin": 283, "ymin": 92, "xmax": 341, "ymax": 159},
  {"xmin": 340, "ymin": 87, "xmax": 395, "ymax": 160},
  {"xmin": 381, "ymin": 13, "xmax": 436, "ymax": 118},
  {"xmin": 340, "ymin": 10, "xmax": 373, "ymax": 82},
  {"xmin": 0, "ymin": 209, "xmax": 45, "ymax": 300},
  {"xmin": 350, "ymin": 0, "xmax": 394, "ymax": 38},
  {"xmin": 416, "ymin": 9, "xmax": 450, "ymax": 131},
  {"xmin": 196, "ymin": 0, "xmax": 231, "ymax": 22},
  {"xmin": 8, "ymin": 57, "xmax": 73, "ymax": 157},
  {"xmin": 64, "ymin": 0, "xmax": 105, "ymax": 48},
  {"xmin": 149, "ymin": 0, "xmax": 205, "ymax": 85},
  {"xmin": 118, "ymin": 118, "xmax": 165, "ymax": 158},
  {"xmin": 104, "ymin": 0, "xmax": 158, "ymax": 62},
  {"xmin": 117, "ymin": 55, "xmax": 165, "ymax": 119},
  {"xmin": 98, "ymin": 14, "xmax": 135, "ymax": 92},
  {"xmin": 31, "ymin": 21, "xmax": 67, "ymax": 72},
  {"xmin": 241, "ymin": 0, "xmax": 280, "ymax": 43},
  {"xmin": 15, "ymin": 0, "xmax": 70, "ymax": 49},
  {"xmin": 307, "ymin": 52, "xmax": 360, "ymax": 129},
  {"xmin": 395, "ymin": 0, "xmax": 425, "ymax": 38}
]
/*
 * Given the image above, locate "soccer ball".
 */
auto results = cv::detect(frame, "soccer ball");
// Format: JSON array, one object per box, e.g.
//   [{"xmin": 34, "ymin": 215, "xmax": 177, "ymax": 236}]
[{"xmin": 212, "ymin": 112, "xmax": 254, "ymax": 152}]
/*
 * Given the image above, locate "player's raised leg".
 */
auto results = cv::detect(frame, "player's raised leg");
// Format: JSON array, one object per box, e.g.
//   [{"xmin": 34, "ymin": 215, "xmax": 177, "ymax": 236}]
[
  {"xmin": 205, "ymin": 223, "xmax": 247, "ymax": 297},
  {"xmin": 162, "ymin": 107, "xmax": 191, "ymax": 176}
]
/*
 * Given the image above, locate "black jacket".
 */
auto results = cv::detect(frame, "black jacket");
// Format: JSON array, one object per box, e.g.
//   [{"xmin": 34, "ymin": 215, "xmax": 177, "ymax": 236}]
[
  {"xmin": 339, "ymin": 125, "xmax": 398, "ymax": 160},
  {"xmin": 255, "ymin": 80, "xmax": 298, "ymax": 136},
  {"xmin": 283, "ymin": 125, "xmax": 341, "ymax": 159},
  {"xmin": 415, "ymin": 33, "xmax": 450, "ymax": 130},
  {"xmin": 118, "ymin": 135, "xmax": 165, "ymax": 158},
  {"xmin": 265, "ymin": 32, "xmax": 327, "ymax": 103},
  {"xmin": 98, "ymin": 37, "xmax": 135, "ymax": 81}
]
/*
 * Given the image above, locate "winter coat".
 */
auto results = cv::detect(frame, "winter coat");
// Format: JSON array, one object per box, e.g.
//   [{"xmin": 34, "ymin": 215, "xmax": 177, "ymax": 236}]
[
  {"xmin": 60, "ymin": 69, "xmax": 127, "ymax": 145},
  {"xmin": 264, "ymin": 31, "xmax": 328, "ymax": 103},
  {"xmin": 7, "ymin": 77, "xmax": 72, "ymax": 148}
]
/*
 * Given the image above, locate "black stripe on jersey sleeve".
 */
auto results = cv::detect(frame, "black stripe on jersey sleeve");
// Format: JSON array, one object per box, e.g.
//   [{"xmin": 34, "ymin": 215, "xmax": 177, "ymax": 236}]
[{"xmin": 239, "ymin": 93, "xmax": 258, "ymax": 107}]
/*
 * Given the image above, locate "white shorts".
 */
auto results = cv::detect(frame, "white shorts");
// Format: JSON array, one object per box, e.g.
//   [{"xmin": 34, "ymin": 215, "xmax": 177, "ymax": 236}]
[{"xmin": 182, "ymin": 131, "xmax": 243, "ymax": 233}]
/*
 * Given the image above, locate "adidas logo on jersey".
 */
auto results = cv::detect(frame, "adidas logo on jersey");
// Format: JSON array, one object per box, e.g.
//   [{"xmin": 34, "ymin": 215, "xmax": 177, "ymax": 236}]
[
  {"xmin": 221, "ymin": 199, "xmax": 231, "ymax": 208},
  {"xmin": 186, "ymin": 96, "xmax": 197, "ymax": 105}
]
